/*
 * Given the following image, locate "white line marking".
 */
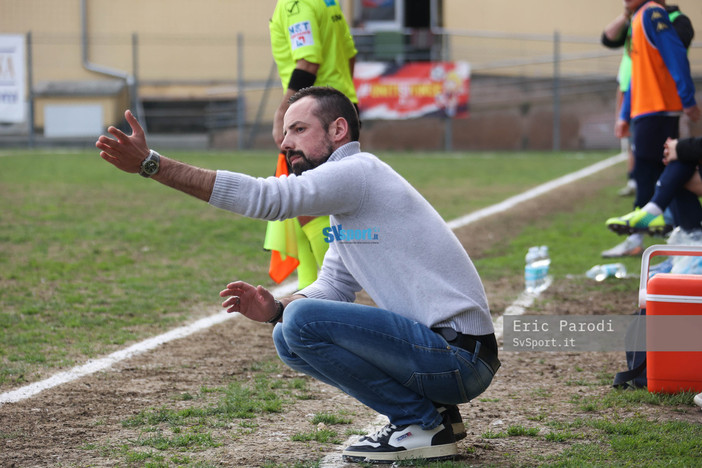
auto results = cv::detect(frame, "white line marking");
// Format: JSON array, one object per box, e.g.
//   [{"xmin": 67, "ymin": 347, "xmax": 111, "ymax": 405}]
[
  {"xmin": 0, "ymin": 283, "xmax": 296, "ymax": 405},
  {"xmin": 0, "ymin": 153, "xmax": 626, "ymax": 407},
  {"xmin": 493, "ymin": 276, "xmax": 552, "ymax": 341},
  {"xmin": 1, "ymin": 311, "xmax": 230, "ymax": 405},
  {"xmin": 446, "ymin": 152, "xmax": 627, "ymax": 230}
]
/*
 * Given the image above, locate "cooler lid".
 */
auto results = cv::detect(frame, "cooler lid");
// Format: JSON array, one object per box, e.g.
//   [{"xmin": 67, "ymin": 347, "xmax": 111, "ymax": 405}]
[{"xmin": 648, "ymin": 273, "xmax": 702, "ymax": 298}]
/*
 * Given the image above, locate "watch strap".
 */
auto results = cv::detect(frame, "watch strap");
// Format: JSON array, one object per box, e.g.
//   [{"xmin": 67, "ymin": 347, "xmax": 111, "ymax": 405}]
[{"xmin": 267, "ymin": 300, "xmax": 285, "ymax": 323}]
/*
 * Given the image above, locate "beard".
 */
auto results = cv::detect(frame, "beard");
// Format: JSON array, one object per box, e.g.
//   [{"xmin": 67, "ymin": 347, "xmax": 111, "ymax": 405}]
[{"xmin": 286, "ymin": 144, "xmax": 334, "ymax": 176}]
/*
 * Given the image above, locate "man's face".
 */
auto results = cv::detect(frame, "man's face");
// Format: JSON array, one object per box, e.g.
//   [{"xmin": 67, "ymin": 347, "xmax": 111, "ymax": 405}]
[{"xmin": 281, "ymin": 97, "xmax": 335, "ymax": 176}]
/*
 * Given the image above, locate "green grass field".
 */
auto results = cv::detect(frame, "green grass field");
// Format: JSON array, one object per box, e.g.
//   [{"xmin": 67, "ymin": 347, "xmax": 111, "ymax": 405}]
[
  {"xmin": 0, "ymin": 148, "xmax": 619, "ymax": 386},
  {"xmin": 2, "ymin": 148, "xmax": 700, "ymax": 467}
]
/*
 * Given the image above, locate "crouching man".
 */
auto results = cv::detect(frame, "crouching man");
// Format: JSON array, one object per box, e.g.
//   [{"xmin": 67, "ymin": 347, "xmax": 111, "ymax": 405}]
[{"xmin": 96, "ymin": 86, "xmax": 500, "ymax": 463}]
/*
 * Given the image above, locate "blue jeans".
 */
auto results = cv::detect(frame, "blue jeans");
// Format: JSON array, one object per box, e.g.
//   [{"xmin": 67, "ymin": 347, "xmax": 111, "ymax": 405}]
[{"xmin": 272, "ymin": 298, "xmax": 497, "ymax": 429}]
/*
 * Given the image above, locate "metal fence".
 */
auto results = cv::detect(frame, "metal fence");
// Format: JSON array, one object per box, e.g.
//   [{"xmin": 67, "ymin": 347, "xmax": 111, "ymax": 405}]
[{"xmin": 5, "ymin": 28, "xmax": 702, "ymax": 150}]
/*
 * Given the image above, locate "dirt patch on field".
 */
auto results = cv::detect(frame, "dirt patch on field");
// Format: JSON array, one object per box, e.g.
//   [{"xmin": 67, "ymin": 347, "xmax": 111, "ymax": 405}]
[{"xmin": 1, "ymin": 168, "xmax": 699, "ymax": 467}]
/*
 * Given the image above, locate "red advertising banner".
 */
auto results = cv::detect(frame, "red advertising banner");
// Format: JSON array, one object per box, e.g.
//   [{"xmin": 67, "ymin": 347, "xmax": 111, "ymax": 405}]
[{"xmin": 353, "ymin": 61, "xmax": 470, "ymax": 120}]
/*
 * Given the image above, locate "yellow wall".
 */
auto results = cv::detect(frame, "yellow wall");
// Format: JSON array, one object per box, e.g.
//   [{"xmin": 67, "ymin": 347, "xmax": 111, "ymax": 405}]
[
  {"xmin": 1, "ymin": 0, "xmax": 281, "ymax": 126},
  {"xmin": 4, "ymin": 0, "xmax": 702, "ymax": 84},
  {"xmin": 1, "ymin": 0, "xmax": 278, "ymax": 83},
  {"xmin": 2, "ymin": 0, "xmax": 701, "ymax": 130},
  {"xmin": 443, "ymin": 0, "xmax": 702, "ymax": 38}
]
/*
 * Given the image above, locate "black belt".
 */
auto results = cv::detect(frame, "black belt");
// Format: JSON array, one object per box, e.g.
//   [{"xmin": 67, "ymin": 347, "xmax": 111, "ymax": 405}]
[{"xmin": 432, "ymin": 327, "xmax": 501, "ymax": 374}]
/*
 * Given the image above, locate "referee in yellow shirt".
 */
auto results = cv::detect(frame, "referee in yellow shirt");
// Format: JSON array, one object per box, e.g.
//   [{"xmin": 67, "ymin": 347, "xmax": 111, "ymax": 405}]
[{"xmin": 266, "ymin": 0, "xmax": 359, "ymax": 288}]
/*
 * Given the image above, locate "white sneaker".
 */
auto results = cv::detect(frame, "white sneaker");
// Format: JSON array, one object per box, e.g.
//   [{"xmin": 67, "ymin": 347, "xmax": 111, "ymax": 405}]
[
  {"xmin": 342, "ymin": 415, "xmax": 457, "ymax": 463},
  {"xmin": 618, "ymin": 179, "xmax": 636, "ymax": 197},
  {"xmin": 601, "ymin": 237, "xmax": 643, "ymax": 258},
  {"xmin": 694, "ymin": 392, "xmax": 702, "ymax": 408}
]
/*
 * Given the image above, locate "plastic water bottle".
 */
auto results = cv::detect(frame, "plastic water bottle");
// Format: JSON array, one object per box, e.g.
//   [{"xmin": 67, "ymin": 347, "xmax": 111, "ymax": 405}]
[
  {"xmin": 586, "ymin": 263, "xmax": 627, "ymax": 281},
  {"xmin": 524, "ymin": 246, "xmax": 540, "ymax": 293},
  {"xmin": 533, "ymin": 246, "xmax": 551, "ymax": 292}
]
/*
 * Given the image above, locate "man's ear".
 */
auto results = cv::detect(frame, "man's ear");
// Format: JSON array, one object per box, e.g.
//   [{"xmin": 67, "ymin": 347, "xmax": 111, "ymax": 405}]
[{"xmin": 329, "ymin": 117, "xmax": 349, "ymax": 143}]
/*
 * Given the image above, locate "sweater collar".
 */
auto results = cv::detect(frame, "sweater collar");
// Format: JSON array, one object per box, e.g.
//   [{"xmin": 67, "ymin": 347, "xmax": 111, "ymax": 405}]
[{"xmin": 327, "ymin": 141, "xmax": 361, "ymax": 163}]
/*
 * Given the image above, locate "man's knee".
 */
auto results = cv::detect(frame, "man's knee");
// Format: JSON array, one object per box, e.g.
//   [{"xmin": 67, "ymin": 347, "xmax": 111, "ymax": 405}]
[
  {"xmin": 280, "ymin": 298, "xmax": 340, "ymax": 351},
  {"xmin": 272, "ymin": 322, "xmax": 291, "ymax": 358},
  {"xmin": 278, "ymin": 298, "xmax": 315, "ymax": 343},
  {"xmin": 282, "ymin": 298, "xmax": 313, "ymax": 327}
]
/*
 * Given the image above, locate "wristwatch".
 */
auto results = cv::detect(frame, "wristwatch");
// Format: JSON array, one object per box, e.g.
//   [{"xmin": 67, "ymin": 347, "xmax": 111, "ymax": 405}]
[
  {"xmin": 266, "ymin": 300, "xmax": 285, "ymax": 323},
  {"xmin": 139, "ymin": 150, "xmax": 161, "ymax": 178}
]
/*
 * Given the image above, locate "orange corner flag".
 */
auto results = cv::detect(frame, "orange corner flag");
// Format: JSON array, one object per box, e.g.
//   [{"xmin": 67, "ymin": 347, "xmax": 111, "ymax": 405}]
[{"xmin": 264, "ymin": 153, "xmax": 300, "ymax": 283}]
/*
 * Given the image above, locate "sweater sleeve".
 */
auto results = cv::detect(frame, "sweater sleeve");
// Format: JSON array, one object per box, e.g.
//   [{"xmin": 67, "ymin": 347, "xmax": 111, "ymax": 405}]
[
  {"xmin": 208, "ymin": 159, "xmax": 365, "ymax": 221},
  {"xmin": 675, "ymin": 136, "xmax": 702, "ymax": 165},
  {"xmin": 297, "ymin": 241, "xmax": 362, "ymax": 302}
]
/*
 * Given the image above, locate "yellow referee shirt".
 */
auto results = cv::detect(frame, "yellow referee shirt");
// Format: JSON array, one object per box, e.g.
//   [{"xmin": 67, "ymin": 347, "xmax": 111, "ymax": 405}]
[{"xmin": 270, "ymin": 0, "xmax": 358, "ymax": 104}]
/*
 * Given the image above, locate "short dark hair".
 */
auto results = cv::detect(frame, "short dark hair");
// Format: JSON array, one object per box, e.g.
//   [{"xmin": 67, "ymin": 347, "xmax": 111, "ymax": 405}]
[{"xmin": 289, "ymin": 87, "xmax": 360, "ymax": 142}]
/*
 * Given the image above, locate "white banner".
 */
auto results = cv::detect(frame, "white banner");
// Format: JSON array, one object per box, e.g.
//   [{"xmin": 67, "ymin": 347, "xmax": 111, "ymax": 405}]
[{"xmin": 0, "ymin": 34, "xmax": 26, "ymax": 123}]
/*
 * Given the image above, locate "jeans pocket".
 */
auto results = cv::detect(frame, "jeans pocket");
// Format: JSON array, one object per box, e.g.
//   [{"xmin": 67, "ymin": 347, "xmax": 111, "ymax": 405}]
[
  {"xmin": 404, "ymin": 369, "xmax": 469, "ymax": 404},
  {"xmin": 456, "ymin": 352, "xmax": 494, "ymax": 399},
  {"xmin": 403, "ymin": 350, "xmax": 495, "ymax": 404}
]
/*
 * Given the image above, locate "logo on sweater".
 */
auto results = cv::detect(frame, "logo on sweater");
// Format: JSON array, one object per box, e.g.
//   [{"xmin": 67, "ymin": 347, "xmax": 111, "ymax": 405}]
[{"xmin": 322, "ymin": 224, "xmax": 380, "ymax": 244}]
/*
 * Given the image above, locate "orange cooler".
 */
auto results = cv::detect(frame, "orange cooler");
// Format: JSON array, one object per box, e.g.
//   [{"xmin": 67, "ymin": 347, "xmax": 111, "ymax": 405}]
[
  {"xmin": 646, "ymin": 273, "xmax": 702, "ymax": 393},
  {"xmin": 640, "ymin": 245, "xmax": 702, "ymax": 394}
]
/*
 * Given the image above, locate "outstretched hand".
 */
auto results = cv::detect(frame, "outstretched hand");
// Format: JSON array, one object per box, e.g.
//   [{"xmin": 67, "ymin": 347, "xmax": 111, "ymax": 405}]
[
  {"xmin": 96, "ymin": 110, "xmax": 149, "ymax": 173},
  {"xmin": 220, "ymin": 281, "xmax": 277, "ymax": 323}
]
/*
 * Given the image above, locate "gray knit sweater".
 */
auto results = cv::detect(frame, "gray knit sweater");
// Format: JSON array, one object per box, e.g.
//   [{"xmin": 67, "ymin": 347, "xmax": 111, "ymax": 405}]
[{"xmin": 209, "ymin": 142, "xmax": 493, "ymax": 335}]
